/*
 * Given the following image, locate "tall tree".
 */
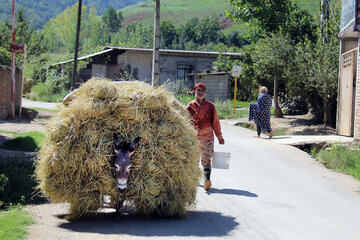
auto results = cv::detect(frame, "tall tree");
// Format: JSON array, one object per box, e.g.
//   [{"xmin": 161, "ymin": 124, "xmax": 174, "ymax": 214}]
[
  {"xmin": 160, "ymin": 20, "xmax": 176, "ymax": 49},
  {"xmin": 102, "ymin": 6, "xmax": 122, "ymax": 33},
  {"xmin": 252, "ymin": 33, "xmax": 295, "ymax": 117},
  {"xmin": 226, "ymin": 0, "xmax": 316, "ymax": 43}
]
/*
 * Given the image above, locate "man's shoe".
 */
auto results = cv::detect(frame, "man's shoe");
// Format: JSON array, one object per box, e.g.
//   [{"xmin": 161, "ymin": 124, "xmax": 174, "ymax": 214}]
[{"xmin": 204, "ymin": 180, "xmax": 212, "ymax": 191}]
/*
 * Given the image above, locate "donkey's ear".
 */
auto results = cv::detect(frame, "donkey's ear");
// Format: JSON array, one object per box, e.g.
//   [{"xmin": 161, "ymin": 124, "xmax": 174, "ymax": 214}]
[
  {"xmin": 113, "ymin": 133, "xmax": 120, "ymax": 149},
  {"xmin": 129, "ymin": 137, "xmax": 141, "ymax": 152}
]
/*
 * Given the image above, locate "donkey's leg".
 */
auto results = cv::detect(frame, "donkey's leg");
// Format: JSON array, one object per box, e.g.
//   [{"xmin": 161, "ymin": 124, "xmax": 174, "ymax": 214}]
[{"xmin": 115, "ymin": 200, "xmax": 124, "ymax": 214}]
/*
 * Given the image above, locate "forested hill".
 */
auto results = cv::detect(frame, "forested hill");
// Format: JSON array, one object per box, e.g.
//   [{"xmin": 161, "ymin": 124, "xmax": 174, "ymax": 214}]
[{"xmin": 0, "ymin": 0, "xmax": 143, "ymax": 28}]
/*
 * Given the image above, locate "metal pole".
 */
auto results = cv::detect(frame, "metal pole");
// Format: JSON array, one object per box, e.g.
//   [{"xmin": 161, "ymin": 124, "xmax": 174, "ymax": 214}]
[
  {"xmin": 10, "ymin": 0, "xmax": 16, "ymax": 120},
  {"xmin": 152, "ymin": 0, "xmax": 160, "ymax": 87},
  {"xmin": 72, "ymin": 0, "xmax": 83, "ymax": 89},
  {"xmin": 233, "ymin": 76, "xmax": 237, "ymax": 114}
]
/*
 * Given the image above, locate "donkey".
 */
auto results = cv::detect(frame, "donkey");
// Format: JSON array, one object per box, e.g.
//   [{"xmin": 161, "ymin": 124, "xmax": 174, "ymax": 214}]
[{"xmin": 113, "ymin": 134, "xmax": 141, "ymax": 193}]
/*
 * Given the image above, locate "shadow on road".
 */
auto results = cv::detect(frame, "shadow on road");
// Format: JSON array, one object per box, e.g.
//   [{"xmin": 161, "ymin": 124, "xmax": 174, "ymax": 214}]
[
  {"xmin": 58, "ymin": 210, "xmax": 239, "ymax": 237},
  {"xmin": 201, "ymin": 187, "xmax": 258, "ymax": 197}
]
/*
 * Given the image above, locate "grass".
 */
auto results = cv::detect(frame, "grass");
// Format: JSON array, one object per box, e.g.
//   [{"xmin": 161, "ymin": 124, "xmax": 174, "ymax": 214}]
[
  {"xmin": 25, "ymin": 83, "xmax": 68, "ymax": 103},
  {"xmin": 0, "ymin": 131, "xmax": 45, "ymax": 152},
  {"xmin": 177, "ymin": 94, "xmax": 194, "ymax": 107},
  {"xmin": 0, "ymin": 205, "xmax": 34, "ymax": 240},
  {"xmin": 121, "ymin": 0, "xmax": 233, "ymax": 27},
  {"xmin": 227, "ymin": 99, "xmax": 255, "ymax": 108},
  {"xmin": 313, "ymin": 144, "xmax": 360, "ymax": 180}
]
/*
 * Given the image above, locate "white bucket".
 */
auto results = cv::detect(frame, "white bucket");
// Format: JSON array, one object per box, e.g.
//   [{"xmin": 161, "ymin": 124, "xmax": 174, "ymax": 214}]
[{"xmin": 212, "ymin": 151, "xmax": 231, "ymax": 169}]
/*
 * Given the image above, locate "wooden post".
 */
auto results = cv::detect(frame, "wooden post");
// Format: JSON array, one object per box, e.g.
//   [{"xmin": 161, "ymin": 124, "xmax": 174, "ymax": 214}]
[
  {"xmin": 10, "ymin": 0, "xmax": 16, "ymax": 120},
  {"xmin": 72, "ymin": 0, "xmax": 83, "ymax": 89},
  {"xmin": 19, "ymin": 44, "xmax": 27, "ymax": 121},
  {"xmin": 152, "ymin": 0, "xmax": 160, "ymax": 87},
  {"xmin": 233, "ymin": 76, "xmax": 237, "ymax": 114}
]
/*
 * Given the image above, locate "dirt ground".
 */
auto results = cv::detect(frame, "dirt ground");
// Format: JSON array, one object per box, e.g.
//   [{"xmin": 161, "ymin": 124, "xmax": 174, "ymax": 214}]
[{"xmin": 234, "ymin": 112, "xmax": 336, "ymax": 136}]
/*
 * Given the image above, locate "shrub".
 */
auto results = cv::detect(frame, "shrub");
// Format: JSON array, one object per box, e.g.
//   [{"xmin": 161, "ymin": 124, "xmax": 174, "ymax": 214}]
[
  {"xmin": 281, "ymin": 96, "xmax": 308, "ymax": 115},
  {"xmin": 0, "ymin": 158, "xmax": 47, "ymax": 208},
  {"xmin": 165, "ymin": 79, "xmax": 192, "ymax": 96},
  {"xmin": 23, "ymin": 78, "xmax": 34, "ymax": 94},
  {"xmin": 214, "ymin": 99, "xmax": 232, "ymax": 119}
]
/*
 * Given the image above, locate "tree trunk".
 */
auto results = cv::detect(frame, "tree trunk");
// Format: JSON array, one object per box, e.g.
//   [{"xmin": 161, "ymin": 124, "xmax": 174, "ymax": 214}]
[
  {"xmin": 323, "ymin": 94, "xmax": 330, "ymax": 125},
  {"xmin": 273, "ymin": 76, "xmax": 283, "ymax": 118}
]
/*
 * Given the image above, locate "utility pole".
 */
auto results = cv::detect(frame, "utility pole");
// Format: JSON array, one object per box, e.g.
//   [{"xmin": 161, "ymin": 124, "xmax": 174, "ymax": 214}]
[
  {"xmin": 321, "ymin": 0, "xmax": 330, "ymax": 44},
  {"xmin": 152, "ymin": 0, "xmax": 160, "ymax": 87},
  {"xmin": 72, "ymin": 0, "xmax": 83, "ymax": 89},
  {"xmin": 10, "ymin": 0, "xmax": 16, "ymax": 120}
]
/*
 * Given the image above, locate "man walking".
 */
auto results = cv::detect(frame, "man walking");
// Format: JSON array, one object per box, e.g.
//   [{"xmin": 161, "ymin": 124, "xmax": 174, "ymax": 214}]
[{"xmin": 186, "ymin": 83, "xmax": 225, "ymax": 191}]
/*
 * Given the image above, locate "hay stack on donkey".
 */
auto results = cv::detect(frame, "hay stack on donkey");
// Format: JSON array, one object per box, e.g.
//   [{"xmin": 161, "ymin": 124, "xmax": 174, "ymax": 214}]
[{"xmin": 35, "ymin": 78, "xmax": 201, "ymax": 219}]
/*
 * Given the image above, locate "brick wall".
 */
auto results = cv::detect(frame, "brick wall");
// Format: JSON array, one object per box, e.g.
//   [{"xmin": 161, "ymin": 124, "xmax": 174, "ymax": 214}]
[
  {"xmin": 195, "ymin": 72, "xmax": 230, "ymax": 102},
  {"xmin": 0, "ymin": 65, "xmax": 22, "ymax": 120},
  {"xmin": 354, "ymin": 50, "xmax": 360, "ymax": 139}
]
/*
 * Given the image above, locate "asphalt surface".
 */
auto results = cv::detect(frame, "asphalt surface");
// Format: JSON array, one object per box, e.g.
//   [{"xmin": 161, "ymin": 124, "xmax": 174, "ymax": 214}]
[
  {"xmin": 27, "ymin": 121, "xmax": 360, "ymax": 240},
  {"xmin": 22, "ymin": 98, "xmax": 58, "ymax": 110}
]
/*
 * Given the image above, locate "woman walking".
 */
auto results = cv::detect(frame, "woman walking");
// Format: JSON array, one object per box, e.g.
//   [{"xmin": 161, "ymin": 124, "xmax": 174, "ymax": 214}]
[{"xmin": 249, "ymin": 86, "xmax": 274, "ymax": 138}]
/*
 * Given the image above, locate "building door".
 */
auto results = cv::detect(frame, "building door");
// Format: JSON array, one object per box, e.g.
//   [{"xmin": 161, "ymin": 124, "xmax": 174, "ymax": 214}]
[{"xmin": 338, "ymin": 49, "xmax": 356, "ymax": 136}]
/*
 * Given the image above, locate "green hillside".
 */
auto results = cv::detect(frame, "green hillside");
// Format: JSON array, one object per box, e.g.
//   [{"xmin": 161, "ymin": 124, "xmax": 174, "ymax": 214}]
[
  {"xmin": 122, "ymin": 0, "xmax": 232, "ymax": 26},
  {"xmin": 121, "ymin": 0, "xmax": 340, "ymax": 35},
  {"xmin": 0, "ymin": 0, "xmax": 143, "ymax": 28}
]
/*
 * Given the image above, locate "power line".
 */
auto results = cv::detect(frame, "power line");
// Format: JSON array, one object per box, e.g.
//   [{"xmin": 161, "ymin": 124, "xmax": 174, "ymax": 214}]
[{"xmin": 325, "ymin": 0, "xmax": 340, "ymax": 28}]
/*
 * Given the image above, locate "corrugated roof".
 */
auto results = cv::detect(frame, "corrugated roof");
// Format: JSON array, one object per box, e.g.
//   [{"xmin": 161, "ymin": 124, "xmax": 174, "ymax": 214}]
[
  {"xmin": 51, "ymin": 48, "xmax": 115, "ymax": 66},
  {"xmin": 105, "ymin": 46, "xmax": 243, "ymax": 57},
  {"xmin": 51, "ymin": 46, "xmax": 243, "ymax": 66}
]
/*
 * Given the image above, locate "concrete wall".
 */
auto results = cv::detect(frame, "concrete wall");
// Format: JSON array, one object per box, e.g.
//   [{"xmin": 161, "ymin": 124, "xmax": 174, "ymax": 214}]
[
  {"xmin": 0, "ymin": 65, "xmax": 22, "ymax": 120},
  {"xmin": 354, "ymin": 45, "xmax": 360, "ymax": 139},
  {"xmin": 117, "ymin": 52, "xmax": 152, "ymax": 82},
  {"xmin": 195, "ymin": 73, "xmax": 230, "ymax": 102},
  {"xmin": 159, "ymin": 54, "xmax": 215, "ymax": 85},
  {"xmin": 92, "ymin": 64, "xmax": 107, "ymax": 78},
  {"xmin": 116, "ymin": 52, "xmax": 217, "ymax": 85}
]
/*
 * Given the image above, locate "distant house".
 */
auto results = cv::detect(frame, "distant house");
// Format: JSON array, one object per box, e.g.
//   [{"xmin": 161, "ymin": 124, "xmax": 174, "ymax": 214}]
[
  {"xmin": 338, "ymin": 1, "xmax": 360, "ymax": 139},
  {"xmin": 52, "ymin": 46, "xmax": 242, "ymax": 88}
]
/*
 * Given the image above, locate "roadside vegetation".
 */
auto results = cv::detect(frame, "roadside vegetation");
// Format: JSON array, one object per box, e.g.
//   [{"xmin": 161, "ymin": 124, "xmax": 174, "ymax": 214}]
[
  {"xmin": 0, "ymin": 131, "xmax": 44, "ymax": 152},
  {"xmin": 312, "ymin": 144, "xmax": 360, "ymax": 180},
  {"xmin": 0, "ymin": 157, "xmax": 47, "ymax": 240},
  {"xmin": 0, "ymin": 205, "xmax": 34, "ymax": 240}
]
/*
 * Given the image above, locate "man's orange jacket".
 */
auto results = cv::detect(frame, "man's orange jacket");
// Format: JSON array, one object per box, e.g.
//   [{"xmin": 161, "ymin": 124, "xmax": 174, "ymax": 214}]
[{"xmin": 186, "ymin": 99, "xmax": 223, "ymax": 142}]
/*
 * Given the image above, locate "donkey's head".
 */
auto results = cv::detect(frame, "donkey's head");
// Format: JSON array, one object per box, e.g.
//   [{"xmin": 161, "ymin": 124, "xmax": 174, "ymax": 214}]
[{"xmin": 113, "ymin": 134, "xmax": 141, "ymax": 193}]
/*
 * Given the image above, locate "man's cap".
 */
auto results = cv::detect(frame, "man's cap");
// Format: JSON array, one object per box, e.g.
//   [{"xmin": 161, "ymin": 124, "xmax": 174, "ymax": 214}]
[{"xmin": 194, "ymin": 83, "xmax": 206, "ymax": 91}]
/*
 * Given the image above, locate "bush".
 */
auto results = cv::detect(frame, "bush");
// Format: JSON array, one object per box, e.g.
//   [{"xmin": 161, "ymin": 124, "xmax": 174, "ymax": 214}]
[
  {"xmin": 281, "ymin": 96, "xmax": 308, "ymax": 115},
  {"xmin": 0, "ymin": 158, "xmax": 47, "ymax": 208},
  {"xmin": 23, "ymin": 78, "xmax": 34, "ymax": 94},
  {"xmin": 214, "ymin": 99, "xmax": 232, "ymax": 119},
  {"xmin": 165, "ymin": 79, "xmax": 192, "ymax": 96},
  {"xmin": 26, "ymin": 82, "xmax": 69, "ymax": 102}
]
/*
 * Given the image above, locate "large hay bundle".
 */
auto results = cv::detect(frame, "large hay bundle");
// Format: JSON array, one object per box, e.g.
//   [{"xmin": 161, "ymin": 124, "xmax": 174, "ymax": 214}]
[{"xmin": 35, "ymin": 78, "xmax": 201, "ymax": 219}]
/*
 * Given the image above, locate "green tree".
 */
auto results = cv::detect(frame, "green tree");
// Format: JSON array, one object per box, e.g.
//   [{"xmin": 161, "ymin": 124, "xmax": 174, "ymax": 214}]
[
  {"xmin": 160, "ymin": 20, "xmax": 176, "ymax": 49},
  {"xmin": 252, "ymin": 33, "xmax": 295, "ymax": 117},
  {"xmin": 226, "ymin": 0, "xmax": 293, "ymax": 33},
  {"xmin": 287, "ymin": 40, "xmax": 338, "ymax": 125},
  {"xmin": 226, "ymin": 0, "xmax": 316, "ymax": 42},
  {"xmin": 102, "ymin": 6, "xmax": 122, "ymax": 33}
]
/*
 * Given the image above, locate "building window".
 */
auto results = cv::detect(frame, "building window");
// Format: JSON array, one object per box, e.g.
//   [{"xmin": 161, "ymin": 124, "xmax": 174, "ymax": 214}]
[{"xmin": 177, "ymin": 65, "xmax": 192, "ymax": 80}]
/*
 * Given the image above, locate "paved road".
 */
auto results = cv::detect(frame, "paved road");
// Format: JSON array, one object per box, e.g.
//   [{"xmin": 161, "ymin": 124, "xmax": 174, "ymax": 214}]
[
  {"xmin": 22, "ymin": 98, "xmax": 58, "ymax": 110},
  {"xmin": 27, "ymin": 121, "xmax": 360, "ymax": 240}
]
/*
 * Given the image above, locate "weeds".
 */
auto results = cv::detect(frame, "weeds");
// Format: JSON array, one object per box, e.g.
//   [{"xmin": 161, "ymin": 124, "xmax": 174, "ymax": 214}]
[
  {"xmin": 0, "ymin": 204, "xmax": 35, "ymax": 240},
  {"xmin": 314, "ymin": 144, "xmax": 360, "ymax": 180},
  {"xmin": 0, "ymin": 158, "xmax": 47, "ymax": 209}
]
